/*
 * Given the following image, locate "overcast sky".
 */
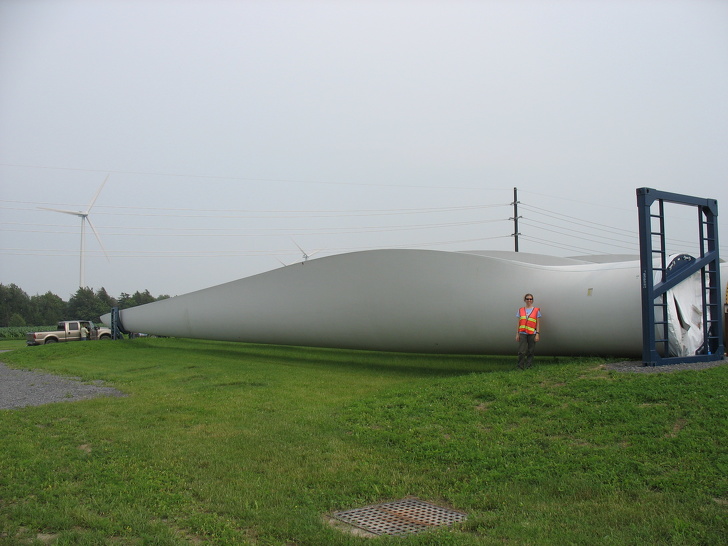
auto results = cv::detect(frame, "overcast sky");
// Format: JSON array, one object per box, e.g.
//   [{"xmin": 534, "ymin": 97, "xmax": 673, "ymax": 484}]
[{"xmin": 1, "ymin": 0, "xmax": 727, "ymax": 299}]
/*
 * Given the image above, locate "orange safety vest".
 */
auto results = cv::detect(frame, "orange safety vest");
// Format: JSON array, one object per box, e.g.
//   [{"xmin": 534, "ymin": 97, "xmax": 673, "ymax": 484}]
[{"xmin": 518, "ymin": 307, "xmax": 540, "ymax": 334}]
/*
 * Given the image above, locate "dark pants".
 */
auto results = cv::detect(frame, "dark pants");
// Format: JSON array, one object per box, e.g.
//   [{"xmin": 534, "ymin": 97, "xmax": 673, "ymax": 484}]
[{"xmin": 518, "ymin": 333, "xmax": 536, "ymax": 369}]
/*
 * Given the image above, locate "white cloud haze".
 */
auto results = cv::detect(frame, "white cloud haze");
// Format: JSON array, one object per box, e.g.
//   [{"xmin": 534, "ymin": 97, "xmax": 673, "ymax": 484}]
[{"xmin": 1, "ymin": 0, "xmax": 726, "ymax": 298}]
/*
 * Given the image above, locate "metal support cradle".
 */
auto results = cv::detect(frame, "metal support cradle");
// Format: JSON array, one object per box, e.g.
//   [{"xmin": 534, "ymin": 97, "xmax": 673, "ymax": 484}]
[
  {"xmin": 109, "ymin": 306, "xmax": 129, "ymax": 340},
  {"xmin": 636, "ymin": 188, "xmax": 724, "ymax": 365}
]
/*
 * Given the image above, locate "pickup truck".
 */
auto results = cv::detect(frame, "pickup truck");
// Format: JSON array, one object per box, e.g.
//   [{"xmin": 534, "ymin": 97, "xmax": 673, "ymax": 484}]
[{"xmin": 26, "ymin": 321, "xmax": 113, "ymax": 346}]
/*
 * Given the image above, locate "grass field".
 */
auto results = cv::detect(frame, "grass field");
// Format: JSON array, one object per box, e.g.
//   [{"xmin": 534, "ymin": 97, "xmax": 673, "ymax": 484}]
[{"xmin": 0, "ymin": 338, "xmax": 726, "ymax": 545}]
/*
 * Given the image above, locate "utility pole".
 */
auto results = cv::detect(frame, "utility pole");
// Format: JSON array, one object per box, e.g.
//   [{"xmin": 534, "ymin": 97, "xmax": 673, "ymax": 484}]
[{"xmin": 511, "ymin": 187, "xmax": 520, "ymax": 252}]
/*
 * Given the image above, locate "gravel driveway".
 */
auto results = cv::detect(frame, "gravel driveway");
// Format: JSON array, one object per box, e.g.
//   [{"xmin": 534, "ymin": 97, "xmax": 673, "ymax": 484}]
[{"xmin": 0, "ymin": 355, "xmax": 126, "ymax": 410}]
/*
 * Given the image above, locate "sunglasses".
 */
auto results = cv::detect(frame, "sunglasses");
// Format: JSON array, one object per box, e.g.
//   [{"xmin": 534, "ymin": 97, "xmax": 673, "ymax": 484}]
[{"xmin": 525, "ymin": 298, "xmax": 533, "ymax": 300}]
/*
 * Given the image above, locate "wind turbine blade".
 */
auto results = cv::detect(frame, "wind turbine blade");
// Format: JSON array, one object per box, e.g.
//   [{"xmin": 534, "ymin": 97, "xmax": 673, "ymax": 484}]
[
  {"xmin": 291, "ymin": 239, "xmax": 305, "ymax": 254},
  {"xmin": 86, "ymin": 216, "xmax": 111, "ymax": 261},
  {"xmin": 38, "ymin": 206, "xmax": 83, "ymax": 217},
  {"xmin": 87, "ymin": 173, "xmax": 110, "ymax": 212}
]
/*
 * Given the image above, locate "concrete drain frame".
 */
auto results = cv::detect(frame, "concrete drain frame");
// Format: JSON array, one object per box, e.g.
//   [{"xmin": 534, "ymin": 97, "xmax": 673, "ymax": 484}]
[{"xmin": 331, "ymin": 497, "xmax": 467, "ymax": 537}]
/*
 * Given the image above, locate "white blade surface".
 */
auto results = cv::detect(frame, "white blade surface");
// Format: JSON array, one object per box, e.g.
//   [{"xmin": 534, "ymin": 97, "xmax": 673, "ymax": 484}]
[
  {"xmin": 86, "ymin": 173, "xmax": 110, "ymax": 212},
  {"xmin": 38, "ymin": 206, "xmax": 83, "ymax": 217},
  {"xmin": 86, "ymin": 216, "xmax": 110, "ymax": 261}
]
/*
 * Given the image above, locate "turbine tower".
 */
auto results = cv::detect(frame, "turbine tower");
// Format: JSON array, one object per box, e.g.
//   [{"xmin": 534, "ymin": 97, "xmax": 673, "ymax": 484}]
[{"xmin": 40, "ymin": 174, "xmax": 110, "ymax": 288}]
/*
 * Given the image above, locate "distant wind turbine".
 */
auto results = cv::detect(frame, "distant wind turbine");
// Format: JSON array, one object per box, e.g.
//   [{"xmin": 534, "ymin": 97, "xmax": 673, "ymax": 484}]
[
  {"xmin": 292, "ymin": 239, "xmax": 321, "ymax": 263},
  {"xmin": 40, "ymin": 174, "xmax": 111, "ymax": 288},
  {"xmin": 276, "ymin": 240, "xmax": 322, "ymax": 267}
]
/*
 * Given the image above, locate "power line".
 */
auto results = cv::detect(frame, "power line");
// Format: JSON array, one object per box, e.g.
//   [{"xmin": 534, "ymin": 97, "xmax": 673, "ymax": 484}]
[
  {"xmin": 519, "ymin": 235, "xmax": 618, "ymax": 256},
  {"xmin": 518, "ymin": 219, "xmax": 640, "ymax": 251},
  {"xmin": 0, "ymin": 162, "xmax": 511, "ymax": 191},
  {"xmin": 3, "ymin": 182, "xmax": 725, "ymax": 259},
  {"xmin": 0, "ymin": 235, "xmax": 513, "ymax": 258},
  {"xmin": 518, "ymin": 203, "xmax": 636, "ymax": 236},
  {"xmin": 519, "ymin": 202, "xmax": 728, "ymax": 255},
  {"xmin": 0, "ymin": 200, "xmax": 510, "ymax": 219},
  {"xmin": 2, "ymin": 217, "xmax": 508, "ymax": 237}
]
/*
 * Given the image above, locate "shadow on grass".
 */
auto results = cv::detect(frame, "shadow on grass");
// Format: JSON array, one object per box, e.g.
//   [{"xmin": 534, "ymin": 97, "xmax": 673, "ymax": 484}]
[{"xmin": 129, "ymin": 337, "xmax": 517, "ymax": 378}]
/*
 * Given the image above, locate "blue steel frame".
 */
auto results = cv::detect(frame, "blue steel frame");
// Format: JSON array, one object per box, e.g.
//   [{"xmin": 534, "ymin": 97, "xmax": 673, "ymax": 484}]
[
  {"xmin": 110, "ymin": 306, "xmax": 129, "ymax": 340},
  {"xmin": 636, "ymin": 188, "xmax": 724, "ymax": 365}
]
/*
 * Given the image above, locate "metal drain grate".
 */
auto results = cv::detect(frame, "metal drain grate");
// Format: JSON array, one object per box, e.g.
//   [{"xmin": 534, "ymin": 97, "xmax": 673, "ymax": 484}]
[{"xmin": 332, "ymin": 498, "xmax": 467, "ymax": 536}]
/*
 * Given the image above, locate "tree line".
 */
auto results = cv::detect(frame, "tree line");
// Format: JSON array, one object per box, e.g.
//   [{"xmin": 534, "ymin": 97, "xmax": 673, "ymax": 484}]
[{"xmin": 0, "ymin": 283, "xmax": 170, "ymax": 327}]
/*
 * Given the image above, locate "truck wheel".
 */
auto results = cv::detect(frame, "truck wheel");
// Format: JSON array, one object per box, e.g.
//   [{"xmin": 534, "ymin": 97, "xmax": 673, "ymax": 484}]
[
  {"xmin": 99, "ymin": 334, "xmax": 111, "ymax": 340},
  {"xmin": 44, "ymin": 338, "xmax": 57, "ymax": 344}
]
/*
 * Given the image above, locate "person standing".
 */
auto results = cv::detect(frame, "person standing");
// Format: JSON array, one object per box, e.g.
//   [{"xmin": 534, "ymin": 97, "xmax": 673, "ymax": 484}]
[
  {"xmin": 516, "ymin": 294, "xmax": 541, "ymax": 369},
  {"xmin": 81, "ymin": 324, "xmax": 89, "ymax": 341}
]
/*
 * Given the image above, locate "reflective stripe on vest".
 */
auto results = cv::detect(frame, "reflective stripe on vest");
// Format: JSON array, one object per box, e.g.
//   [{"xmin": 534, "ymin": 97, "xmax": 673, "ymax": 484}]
[{"xmin": 518, "ymin": 307, "xmax": 539, "ymax": 334}]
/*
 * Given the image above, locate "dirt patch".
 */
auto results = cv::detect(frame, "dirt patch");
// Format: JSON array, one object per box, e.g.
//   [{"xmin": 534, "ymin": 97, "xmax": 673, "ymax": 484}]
[{"xmin": 666, "ymin": 419, "xmax": 688, "ymax": 438}]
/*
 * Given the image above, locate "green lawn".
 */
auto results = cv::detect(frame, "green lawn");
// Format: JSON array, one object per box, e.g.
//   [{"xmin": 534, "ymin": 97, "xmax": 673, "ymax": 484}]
[
  {"xmin": 0, "ymin": 338, "xmax": 725, "ymax": 545},
  {"xmin": 0, "ymin": 339, "xmax": 27, "ymax": 350}
]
